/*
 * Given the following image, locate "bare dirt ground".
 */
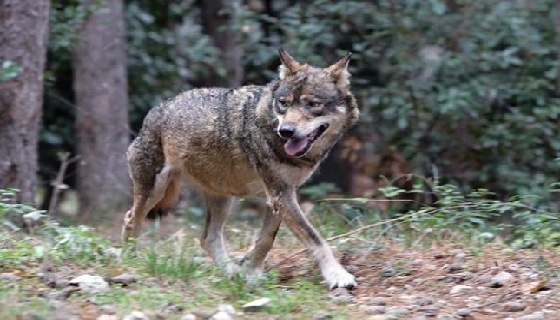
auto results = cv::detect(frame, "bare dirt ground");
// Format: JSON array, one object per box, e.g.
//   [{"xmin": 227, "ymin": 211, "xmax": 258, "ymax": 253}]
[
  {"xmin": 106, "ymin": 213, "xmax": 559, "ymax": 320},
  {"xmin": 271, "ymin": 245, "xmax": 559, "ymax": 319}
]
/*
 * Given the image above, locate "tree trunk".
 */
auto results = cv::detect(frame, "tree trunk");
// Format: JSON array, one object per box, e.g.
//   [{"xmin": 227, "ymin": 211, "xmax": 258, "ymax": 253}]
[
  {"xmin": 0, "ymin": 0, "xmax": 50, "ymax": 226},
  {"xmin": 74, "ymin": 0, "xmax": 130, "ymax": 219},
  {"xmin": 556, "ymin": 0, "xmax": 560, "ymax": 92},
  {"xmin": 200, "ymin": 0, "xmax": 244, "ymax": 87}
]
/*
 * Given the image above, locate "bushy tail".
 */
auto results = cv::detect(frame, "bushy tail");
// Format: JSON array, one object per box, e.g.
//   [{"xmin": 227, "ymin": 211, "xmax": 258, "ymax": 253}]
[{"xmin": 146, "ymin": 178, "xmax": 181, "ymax": 219}]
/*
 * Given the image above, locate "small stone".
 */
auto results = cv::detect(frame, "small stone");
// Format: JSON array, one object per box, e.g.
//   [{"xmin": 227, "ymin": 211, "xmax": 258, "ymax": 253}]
[
  {"xmin": 454, "ymin": 251, "xmax": 466, "ymax": 263},
  {"xmin": 367, "ymin": 297, "xmax": 389, "ymax": 306},
  {"xmin": 447, "ymin": 263, "xmax": 463, "ymax": 273},
  {"xmin": 490, "ymin": 271, "xmax": 513, "ymax": 288},
  {"xmin": 211, "ymin": 311, "xmax": 232, "ymax": 320},
  {"xmin": 418, "ymin": 307, "xmax": 438, "ymax": 317},
  {"xmin": 313, "ymin": 311, "xmax": 333, "ymax": 320},
  {"xmin": 217, "ymin": 304, "xmax": 235, "ymax": 315},
  {"xmin": 502, "ymin": 301, "xmax": 526, "ymax": 312},
  {"xmin": 123, "ymin": 311, "xmax": 149, "ymax": 320},
  {"xmin": 359, "ymin": 305, "xmax": 386, "ymax": 315},
  {"xmin": 40, "ymin": 287, "xmax": 78, "ymax": 301},
  {"xmin": 69, "ymin": 274, "xmax": 109, "ymax": 294},
  {"xmin": 455, "ymin": 272, "xmax": 474, "ymax": 281},
  {"xmin": 386, "ymin": 306, "xmax": 409, "ymax": 317},
  {"xmin": 520, "ymin": 311, "xmax": 546, "ymax": 320},
  {"xmin": 100, "ymin": 305, "xmax": 117, "ymax": 315},
  {"xmin": 450, "ymin": 285, "xmax": 472, "ymax": 294},
  {"xmin": 521, "ymin": 280, "xmax": 548, "ymax": 294},
  {"xmin": 416, "ymin": 297, "xmax": 433, "ymax": 306},
  {"xmin": 242, "ymin": 297, "xmax": 271, "ymax": 312},
  {"xmin": 145, "ymin": 311, "xmax": 165, "ymax": 320},
  {"xmin": 108, "ymin": 273, "xmax": 137, "ymax": 286},
  {"xmin": 191, "ymin": 308, "xmax": 216, "ymax": 319},
  {"xmin": 180, "ymin": 314, "xmax": 197, "ymax": 320},
  {"xmin": 398, "ymin": 294, "xmax": 416, "ymax": 304},
  {"xmin": 369, "ymin": 316, "xmax": 389, "ymax": 320},
  {"xmin": 456, "ymin": 308, "xmax": 472, "ymax": 317},
  {"xmin": 433, "ymin": 253, "xmax": 446, "ymax": 259},
  {"xmin": 97, "ymin": 315, "xmax": 118, "ymax": 320},
  {"xmin": 328, "ymin": 288, "xmax": 354, "ymax": 304},
  {"xmin": 0, "ymin": 272, "xmax": 22, "ymax": 281}
]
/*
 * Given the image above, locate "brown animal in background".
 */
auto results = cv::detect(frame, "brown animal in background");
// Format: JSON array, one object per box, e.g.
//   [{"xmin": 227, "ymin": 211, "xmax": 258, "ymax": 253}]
[{"xmin": 122, "ymin": 49, "xmax": 359, "ymax": 289}]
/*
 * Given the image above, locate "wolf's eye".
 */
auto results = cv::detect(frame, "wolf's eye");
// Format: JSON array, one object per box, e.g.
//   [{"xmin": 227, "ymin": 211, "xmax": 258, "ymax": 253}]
[
  {"xmin": 274, "ymin": 98, "xmax": 288, "ymax": 114},
  {"xmin": 306, "ymin": 101, "xmax": 320, "ymax": 109}
]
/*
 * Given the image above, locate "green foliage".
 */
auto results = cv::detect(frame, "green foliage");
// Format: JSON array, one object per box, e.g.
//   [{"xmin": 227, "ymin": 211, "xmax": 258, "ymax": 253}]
[
  {"xmin": 0, "ymin": 61, "xmax": 22, "ymax": 82},
  {"xmin": 1, "ymin": 189, "xmax": 115, "ymax": 266},
  {"xmin": 142, "ymin": 243, "xmax": 204, "ymax": 283},
  {"xmin": 42, "ymin": 0, "xmax": 560, "ymax": 215},
  {"xmin": 0, "ymin": 189, "xmax": 42, "ymax": 217}
]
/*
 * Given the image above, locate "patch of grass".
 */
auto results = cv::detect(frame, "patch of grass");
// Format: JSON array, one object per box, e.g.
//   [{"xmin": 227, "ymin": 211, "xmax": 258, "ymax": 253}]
[{"xmin": 0, "ymin": 279, "xmax": 52, "ymax": 320}]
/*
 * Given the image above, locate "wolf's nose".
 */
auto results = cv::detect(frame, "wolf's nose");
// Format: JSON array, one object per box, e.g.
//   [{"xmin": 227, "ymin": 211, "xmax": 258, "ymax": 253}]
[{"xmin": 278, "ymin": 125, "xmax": 296, "ymax": 138}]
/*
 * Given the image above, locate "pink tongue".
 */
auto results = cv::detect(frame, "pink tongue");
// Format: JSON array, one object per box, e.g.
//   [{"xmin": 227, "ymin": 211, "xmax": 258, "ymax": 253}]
[{"xmin": 284, "ymin": 138, "xmax": 310, "ymax": 156}]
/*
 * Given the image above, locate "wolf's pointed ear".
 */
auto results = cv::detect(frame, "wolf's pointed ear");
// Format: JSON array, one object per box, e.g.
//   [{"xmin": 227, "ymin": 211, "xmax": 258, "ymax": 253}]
[
  {"xmin": 324, "ymin": 52, "xmax": 352, "ymax": 88},
  {"xmin": 279, "ymin": 48, "xmax": 303, "ymax": 79}
]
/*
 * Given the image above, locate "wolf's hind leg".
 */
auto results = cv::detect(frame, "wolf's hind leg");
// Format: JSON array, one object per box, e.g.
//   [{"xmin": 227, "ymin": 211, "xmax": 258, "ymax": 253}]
[
  {"xmin": 122, "ymin": 163, "xmax": 179, "ymax": 242},
  {"xmin": 240, "ymin": 207, "xmax": 282, "ymax": 279},
  {"xmin": 200, "ymin": 193, "xmax": 237, "ymax": 275}
]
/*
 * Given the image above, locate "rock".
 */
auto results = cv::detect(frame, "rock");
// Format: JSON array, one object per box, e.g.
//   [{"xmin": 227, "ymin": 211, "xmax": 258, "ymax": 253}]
[
  {"xmin": 456, "ymin": 308, "xmax": 472, "ymax": 317},
  {"xmin": 447, "ymin": 263, "xmax": 463, "ymax": 273},
  {"xmin": 97, "ymin": 316, "xmax": 118, "ymax": 320},
  {"xmin": 520, "ymin": 311, "xmax": 546, "ymax": 320},
  {"xmin": 359, "ymin": 305, "xmax": 386, "ymax": 315},
  {"xmin": 454, "ymin": 250, "xmax": 466, "ymax": 263},
  {"xmin": 69, "ymin": 274, "xmax": 109, "ymax": 294},
  {"xmin": 242, "ymin": 297, "xmax": 271, "ymax": 312},
  {"xmin": 40, "ymin": 287, "xmax": 79, "ymax": 301},
  {"xmin": 490, "ymin": 271, "xmax": 513, "ymax": 287},
  {"xmin": 108, "ymin": 273, "xmax": 137, "ymax": 286},
  {"xmin": 418, "ymin": 307, "xmax": 438, "ymax": 317},
  {"xmin": 99, "ymin": 305, "xmax": 117, "ymax": 315},
  {"xmin": 521, "ymin": 280, "xmax": 548, "ymax": 294},
  {"xmin": 211, "ymin": 311, "xmax": 232, "ymax": 320},
  {"xmin": 369, "ymin": 316, "xmax": 390, "ymax": 320},
  {"xmin": 123, "ymin": 311, "xmax": 149, "ymax": 320},
  {"xmin": 163, "ymin": 302, "xmax": 183, "ymax": 313},
  {"xmin": 433, "ymin": 253, "xmax": 446, "ymax": 259},
  {"xmin": 327, "ymin": 288, "xmax": 354, "ymax": 304},
  {"xmin": 449, "ymin": 285, "xmax": 472, "ymax": 294},
  {"xmin": 191, "ymin": 308, "xmax": 216, "ymax": 319},
  {"xmin": 415, "ymin": 297, "xmax": 433, "ymax": 306},
  {"xmin": 398, "ymin": 294, "xmax": 416, "ymax": 304},
  {"xmin": 217, "ymin": 304, "xmax": 235, "ymax": 315},
  {"xmin": 502, "ymin": 301, "xmax": 526, "ymax": 312},
  {"xmin": 0, "ymin": 272, "xmax": 22, "ymax": 281},
  {"xmin": 313, "ymin": 311, "xmax": 333, "ymax": 320},
  {"xmin": 386, "ymin": 306, "xmax": 409, "ymax": 317},
  {"xmin": 367, "ymin": 297, "xmax": 389, "ymax": 306},
  {"xmin": 180, "ymin": 315, "xmax": 197, "ymax": 320}
]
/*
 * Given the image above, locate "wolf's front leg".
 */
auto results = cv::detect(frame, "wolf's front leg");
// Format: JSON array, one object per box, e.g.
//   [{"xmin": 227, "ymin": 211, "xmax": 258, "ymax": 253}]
[{"xmin": 269, "ymin": 189, "xmax": 356, "ymax": 289}]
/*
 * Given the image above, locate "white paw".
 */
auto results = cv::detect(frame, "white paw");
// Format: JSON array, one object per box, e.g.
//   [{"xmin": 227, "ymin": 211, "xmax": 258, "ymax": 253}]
[
  {"xmin": 239, "ymin": 261, "xmax": 265, "ymax": 284},
  {"xmin": 323, "ymin": 266, "xmax": 357, "ymax": 289},
  {"xmin": 220, "ymin": 261, "xmax": 240, "ymax": 278}
]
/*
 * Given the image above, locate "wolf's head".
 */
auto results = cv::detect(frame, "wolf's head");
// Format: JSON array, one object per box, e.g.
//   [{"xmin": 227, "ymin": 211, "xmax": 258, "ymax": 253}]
[{"xmin": 271, "ymin": 49, "xmax": 359, "ymax": 159}]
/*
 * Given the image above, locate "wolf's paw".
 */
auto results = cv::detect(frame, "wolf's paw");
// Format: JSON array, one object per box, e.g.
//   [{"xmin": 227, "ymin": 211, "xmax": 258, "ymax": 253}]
[
  {"xmin": 223, "ymin": 262, "xmax": 241, "ymax": 278},
  {"xmin": 238, "ymin": 258, "xmax": 266, "ymax": 284},
  {"xmin": 323, "ymin": 267, "xmax": 357, "ymax": 290}
]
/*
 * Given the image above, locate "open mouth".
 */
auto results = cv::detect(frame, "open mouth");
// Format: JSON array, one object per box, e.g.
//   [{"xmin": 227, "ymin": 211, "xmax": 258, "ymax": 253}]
[{"xmin": 283, "ymin": 124, "xmax": 329, "ymax": 157}]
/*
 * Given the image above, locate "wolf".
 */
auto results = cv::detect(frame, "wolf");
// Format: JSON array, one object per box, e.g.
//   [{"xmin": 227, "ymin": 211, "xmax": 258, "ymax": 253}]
[{"xmin": 122, "ymin": 49, "xmax": 359, "ymax": 289}]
